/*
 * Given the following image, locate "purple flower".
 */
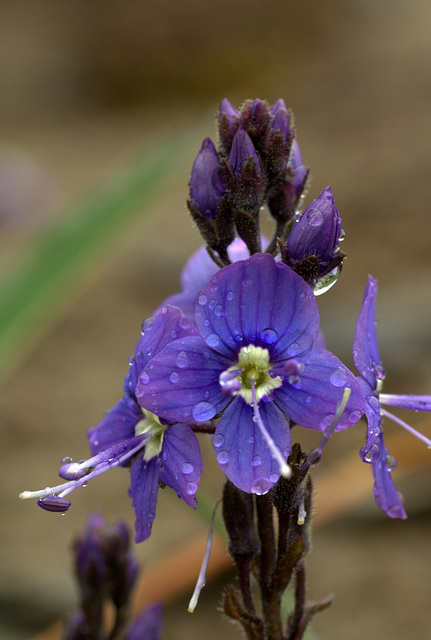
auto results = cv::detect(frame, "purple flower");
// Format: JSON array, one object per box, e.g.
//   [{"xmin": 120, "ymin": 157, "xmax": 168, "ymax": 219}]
[
  {"xmin": 126, "ymin": 603, "xmax": 163, "ymax": 640},
  {"xmin": 228, "ymin": 128, "xmax": 263, "ymax": 183},
  {"xmin": 353, "ymin": 276, "xmax": 431, "ymax": 518},
  {"xmin": 286, "ymin": 186, "xmax": 345, "ymax": 292},
  {"xmin": 189, "ymin": 138, "xmax": 225, "ymax": 219},
  {"xmin": 137, "ymin": 254, "xmax": 364, "ymax": 494},
  {"xmin": 21, "ymin": 306, "xmax": 203, "ymax": 543}
]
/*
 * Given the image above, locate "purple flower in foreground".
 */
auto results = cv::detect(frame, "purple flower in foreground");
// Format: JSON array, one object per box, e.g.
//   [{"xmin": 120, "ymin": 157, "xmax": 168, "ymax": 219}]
[
  {"xmin": 137, "ymin": 254, "xmax": 364, "ymax": 494},
  {"xmin": 21, "ymin": 306, "xmax": 203, "ymax": 543},
  {"xmin": 353, "ymin": 276, "xmax": 431, "ymax": 518}
]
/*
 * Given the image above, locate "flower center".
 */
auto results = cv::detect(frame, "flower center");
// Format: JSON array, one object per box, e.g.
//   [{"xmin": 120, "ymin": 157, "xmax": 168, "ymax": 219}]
[
  {"xmin": 135, "ymin": 409, "xmax": 166, "ymax": 461},
  {"xmin": 228, "ymin": 344, "xmax": 282, "ymax": 404}
]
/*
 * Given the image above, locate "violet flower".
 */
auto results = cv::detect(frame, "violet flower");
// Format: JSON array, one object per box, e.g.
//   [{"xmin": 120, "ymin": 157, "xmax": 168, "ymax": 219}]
[
  {"xmin": 353, "ymin": 276, "xmax": 431, "ymax": 518},
  {"xmin": 189, "ymin": 137, "xmax": 225, "ymax": 220},
  {"xmin": 286, "ymin": 185, "xmax": 345, "ymax": 293},
  {"xmin": 20, "ymin": 306, "xmax": 203, "ymax": 543},
  {"xmin": 137, "ymin": 254, "xmax": 364, "ymax": 495}
]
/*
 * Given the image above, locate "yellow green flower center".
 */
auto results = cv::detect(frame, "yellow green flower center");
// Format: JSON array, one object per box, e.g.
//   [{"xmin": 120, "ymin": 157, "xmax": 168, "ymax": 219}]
[
  {"xmin": 135, "ymin": 409, "xmax": 166, "ymax": 461},
  {"xmin": 234, "ymin": 345, "xmax": 282, "ymax": 404}
]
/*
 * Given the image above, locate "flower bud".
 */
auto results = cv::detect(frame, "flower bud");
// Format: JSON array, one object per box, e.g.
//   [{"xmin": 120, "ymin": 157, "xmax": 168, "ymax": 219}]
[{"xmin": 189, "ymin": 138, "xmax": 224, "ymax": 219}]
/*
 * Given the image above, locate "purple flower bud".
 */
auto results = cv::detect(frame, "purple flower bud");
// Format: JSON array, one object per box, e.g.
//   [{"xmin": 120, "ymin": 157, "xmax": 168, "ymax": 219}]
[
  {"xmin": 270, "ymin": 98, "xmax": 287, "ymax": 115},
  {"xmin": 219, "ymin": 98, "xmax": 239, "ymax": 132},
  {"xmin": 189, "ymin": 138, "xmax": 224, "ymax": 219},
  {"xmin": 288, "ymin": 139, "xmax": 308, "ymax": 196},
  {"xmin": 37, "ymin": 495, "xmax": 72, "ymax": 513},
  {"xmin": 228, "ymin": 128, "xmax": 262, "ymax": 181},
  {"xmin": 125, "ymin": 603, "xmax": 163, "ymax": 640},
  {"xmin": 271, "ymin": 107, "xmax": 290, "ymax": 142}
]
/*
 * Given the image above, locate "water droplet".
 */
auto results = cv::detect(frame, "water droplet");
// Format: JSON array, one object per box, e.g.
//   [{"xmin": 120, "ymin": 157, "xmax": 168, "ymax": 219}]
[
  {"xmin": 260, "ymin": 328, "xmax": 278, "ymax": 345},
  {"xmin": 386, "ymin": 455, "xmax": 397, "ymax": 471},
  {"xmin": 209, "ymin": 299, "xmax": 216, "ymax": 310},
  {"xmin": 305, "ymin": 396, "xmax": 312, "ymax": 404},
  {"xmin": 162, "ymin": 452, "xmax": 167, "ymax": 461},
  {"xmin": 294, "ymin": 212, "xmax": 301, "ymax": 222},
  {"xmin": 234, "ymin": 334, "xmax": 244, "ymax": 343},
  {"xmin": 226, "ymin": 291, "xmax": 234, "ymax": 301},
  {"xmin": 308, "ymin": 451, "xmax": 321, "ymax": 466},
  {"xmin": 145, "ymin": 347, "xmax": 153, "ymax": 357},
  {"xmin": 248, "ymin": 436, "xmax": 255, "ymax": 444},
  {"xmin": 176, "ymin": 351, "xmax": 189, "ymax": 368},
  {"xmin": 320, "ymin": 413, "xmax": 334, "ymax": 429},
  {"xmin": 192, "ymin": 401, "xmax": 216, "ymax": 421},
  {"xmin": 170, "ymin": 372, "xmax": 180, "ymax": 383},
  {"xmin": 140, "ymin": 371, "xmax": 150, "ymax": 385},
  {"xmin": 251, "ymin": 478, "xmax": 271, "ymax": 494},
  {"xmin": 141, "ymin": 318, "xmax": 153, "ymax": 335},
  {"xmin": 203, "ymin": 319, "xmax": 210, "ymax": 327},
  {"xmin": 82, "ymin": 482, "xmax": 88, "ymax": 488},
  {"xmin": 362, "ymin": 443, "xmax": 380, "ymax": 463},
  {"xmin": 373, "ymin": 364, "xmax": 386, "ymax": 381},
  {"xmin": 204, "ymin": 390, "xmax": 210, "ymax": 399},
  {"xmin": 306, "ymin": 207, "xmax": 323, "ymax": 226},
  {"xmin": 287, "ymin": 342, "xmax": 301, "ymax": 356},
  {"xmin": 171, "ymin": 330, "xmax": 177, "ymax": 339},
  {"xmin": 198, "ymin": 293, "xmax": 208, "ymax": 306},
  {"xmin": 243, "ymin": 274, "xmax": 252, "ymax": 285},
  {"xmin": 348, "ymin": 409, "xmax": 362, "ymax": 424},
  {"xmin": 387, "ymin": 504, "xmax": 404, "ymax": 518},
  {"xmin": 61, "ymin": 456, "xmax": 72, "ymax": 465},
  {"xmin": 366, "ymin": 395, "xmax": 380, "ymax": 411},
  {"xmin": 288, "ymin": 375, "xmax": 302, "ymax": 389},
  {"xmin": 252, "ymin": 455, "xmax": 262, "ymax": 467},
  {"xmin": 314, "ymin": 265, "xmax": 341, "ymax": 296},
  {"xmin": 339, "ymin": 229, "xmax": 346, "ymax": 242},
  {"xmin": 330, "ymin": 367, "xmax": 347, "ymax": 387},
  {"xmin": 214, "ymin": 304, "xmax": 224, "ymax": 317},
  {"xmin": 213, "ymin": 433, "xmax": 224, "ymax": 447},
  {"xmin": 211, "ymin": 281, "xmax": 218, "ymax": 292},
  {"xmin": 128, "ymin": 355, "xmax": 134, "ymax": 365},
  {"xmin": 217, "ymin": 450, "xmax": 230, "ymax": 464},
  {"xmin": 186, "ymin": 481, "xmax": 198, "ymax": 495},
  {"xmin": 205, "ymin": 333, "xmax": 220, "ymax": 348},
  {"xmin": 182, "ymin": 462, "xmax": 194, "ymax": 474}
]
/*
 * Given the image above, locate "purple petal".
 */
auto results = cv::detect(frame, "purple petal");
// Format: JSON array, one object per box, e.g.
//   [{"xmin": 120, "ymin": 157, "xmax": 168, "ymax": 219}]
[
  {"xmin": 37, "ymin": 495, "xmax": 72, "ymax": 513},
  {"xmin": 219, "ymin": 98, "xmax": 239, "ymax": 131},
  {"xmin": 228, "ymin": 129, "xmax": 262, "ymax": 180},
  {"xmin": 126, "ymin": 603, "xmax": 163, "ymax": 640},
  {"xmin": 189, "ymin": 138, "xmax": 224, "ymax": 219},
  {"xmin": 159, "ymin": 423, "xmax": 203, "ymax": 507},
  {"xmin": 371, "ymin": 432, "xmax": 407, "ymax": 519},
  {"xmin": 287, "ymin": 186, "xmax": 342, "ymax": 265},
  {"xmin": 353, "ymin": 276, "xmax": 381, "ymax": 389},
  {"xmin": 270, "ymin": 99, "xmax": 287, "ymax": 115},
  {"xmin": 136, "ymin": 335, "xmax": 231, "ymax": 424},
  {"xmin": 129, "ymin": 456, "xmax": 160, "ymax": 542},
  {"xmin": 124, "ymin": 305, "xmax": 197, "ymax": 395},
  {"xmin": 272, "ymin": 347, "xmax": 365, "ymax": 431},
  {"xmin": 358, "ymin": 377, "xmax": 383, "ymax": 463},
  {"xmin": 195, "ymin": 254, "xmax": 320, "ymax": 361},
  {"xmin": 87, "ymin": 395, "xmax": 142, "ymax": 456},
  {"xmin": 213, "ymin": 397, "xmax": 291, "ymax": 494}
]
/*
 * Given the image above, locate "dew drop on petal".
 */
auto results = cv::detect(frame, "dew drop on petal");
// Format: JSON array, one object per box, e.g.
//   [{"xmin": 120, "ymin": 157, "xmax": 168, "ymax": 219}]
[
  {"xmin": 260, "ymin": 328, "xmax": 278, "ymax": 345},
  {"xmin": 217, "ymin": 450, "xmax": 230, "ymax": 464},
  {"xmin": 61, "ymin": 456, "xmax": 72, "ymax": 465},
  {"xmin": 248, "ymin": 436, "xmax": 255, "ymax": 444},
  {"xmin": 243, "ymin": 274, "xmax": 252, "ymax": 285},
  {"xmin": 366, "ymin": 395, "xmax": 380, "ymax": 411},
  {"xmin": 362, "ymin": 444, "xmax": 380, "ymax": 463},
  {"xmin": 386, "ymin": 455, "xmax": 397, "ymax": 471},
  {"xmin": 198, "ymin": 294, "xmax": 208, "ymax": 306},
  {"xmin": 192, "ymin": 401, "xmax": 216, "ymax": 421},
  {"xmin": 140, "ymin": 371, "xmax": 150, "ymax": 385},
  {"xmin": 170, "ymin": 372, "xmax": 180, "ymax": 383},
  {"xmin": 214, "ymin": 304, "xmax": 224, "ymax": 317},
  {"xmin": 320, "ymin": 413, "xmax": 334, "ymax": 429},
  {"xmin": 330, "ymin": 367, "xmax": 347, "ymax": 387},
  {"xmin": 182, "ymin": 462, "xmax": 194, "ymax": 474},
  {"xmin": 176, "ymin": 351, "xmax": 189, "ymax": 368},
  {"xmin": 186, "ymin": 481, "xmax": 198, "ymax": 495},
  {"xmin": 348, "ymin": 409, "xmax": 362, "ymax": 424},
  {"xmin": 305, "ymin": 395, "xmax": 312, "ymax": 404},
  {"xmin": 252, "ymin": 455, "xmax": 262, "ymax": 467},
  {"xmin": 234, "ymin": 334, "xmax": 243, "ymax": 343},
  {"xmin": 306, "ymin": 208, "xmax": 323, "ymax": 227},
  {"xmin": 205, "ymin": 333, "xmax": 220, "ymax": 348},
  {"xmin": 203, "ymin": 319, "xmax": 209, "ymax": 327},
  {"xmin": 209, "ymin": 299, "xmax": 216, "ymax": 310},
  {"xmin": 226, "ymin": 291, "xmax": 234, "ymax": 301},
  {"xmin": 211, "ymin": 281, "xmax": 218, "ymax": 292},
  {"xmin": 269, "ymin": 473, "xmax": 279, "ymax": 483},
  {"xmin": 287, "ymin": 342, "xmax": 301, "ymax": 356},
  {"xmin": 251, "ymin": 478, "xmax": 271, "ymax": 495},
  {"xmin": 213, "ymin": 433, "xmax": 224, "ymax": 447}
]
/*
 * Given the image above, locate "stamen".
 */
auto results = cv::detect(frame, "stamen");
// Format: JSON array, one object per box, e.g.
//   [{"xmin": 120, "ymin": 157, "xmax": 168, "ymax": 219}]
[
  {"xmin": 250, "ymin": 380, "xmax": 291, "ymax": 478},
  {"xmin": 302, "ymin": 387, "xmax": 351, "ymax": 471},
  {"xmin": 380, "ymin": 408, "xmax": 431, "ymax": 449},
  {"xmin": 297, "ymin": 494, "xmax": 307, "ymax": 525},
  {"xmin": 219, "ymin": 368, "xmax": 242, "ymax": 396},
  {"xmin": 19, "ymin": 435, "xmax": 149, "ymax": 504},
  {"xmin": 188, "ymin": 500, "xmax": 221, "ymax": 613}
]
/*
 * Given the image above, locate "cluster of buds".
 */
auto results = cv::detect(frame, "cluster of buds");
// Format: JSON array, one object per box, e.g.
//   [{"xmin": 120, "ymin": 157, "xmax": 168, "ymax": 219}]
[
  {"xmin": 187, "ymin": 98, "xmax": 344, "ymax": 293},
  {"xmin": 63, "ymin": 514, "xmax": 162, "ymax": 640}
]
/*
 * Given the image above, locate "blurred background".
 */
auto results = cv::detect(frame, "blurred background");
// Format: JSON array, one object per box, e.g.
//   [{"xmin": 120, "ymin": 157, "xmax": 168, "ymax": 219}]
[{"xmin": 1, "ymin": 1, "xmax": 431, "ymax": 638}]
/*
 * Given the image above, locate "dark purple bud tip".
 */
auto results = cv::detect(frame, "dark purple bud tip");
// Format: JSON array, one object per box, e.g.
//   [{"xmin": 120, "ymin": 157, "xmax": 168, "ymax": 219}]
[{"xmin": 37, "ymin": 496, "xmax": 72, "ymax": 513}]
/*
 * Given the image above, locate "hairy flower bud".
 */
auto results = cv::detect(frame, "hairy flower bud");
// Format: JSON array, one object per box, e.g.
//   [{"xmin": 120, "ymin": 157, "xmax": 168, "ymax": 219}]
[{"xmin": 189, "ymin": 138, "xmax": 224, "ymax": 219}]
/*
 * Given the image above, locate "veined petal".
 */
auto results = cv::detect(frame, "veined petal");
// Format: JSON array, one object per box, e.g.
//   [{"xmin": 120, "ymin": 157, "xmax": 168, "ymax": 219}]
[
  {"xmin": 195, "ymin": 254, "xmax": 320, "ymax": 360},
  {"xmin": 272, "ymin": 347, "xmax": 365, "ymax": 431},
  {"xmin": 87, "ymin": 395, "xmax": 143, "ymax": 456},
  {"xmin": 213, "ymin": 397, "xmax": 291, "ymax": 494},
  {"xmin": 353, "ymin": 276, "xmax": 381, "ymax": 388},
  {"xmin": 379, "ymin": 393, "xmax": 431, "ymax": 412},
  {"xmin": 136, "ymin": 335, "xmax": 231, "ymax": 423},
  {"xmin": 159, "ymin": 423, "xmax": 203, "ymax": 508},
  {"xmin": 124, "ymin": 305, "xmax": 197, "ymax": 396},
  {"xmin": 129, "ymin": 456, "xmax": 160, "ymax": 542},
  {"xmin": 371, "ymin": 432, "xmax": 407, "ymax": 519}
]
